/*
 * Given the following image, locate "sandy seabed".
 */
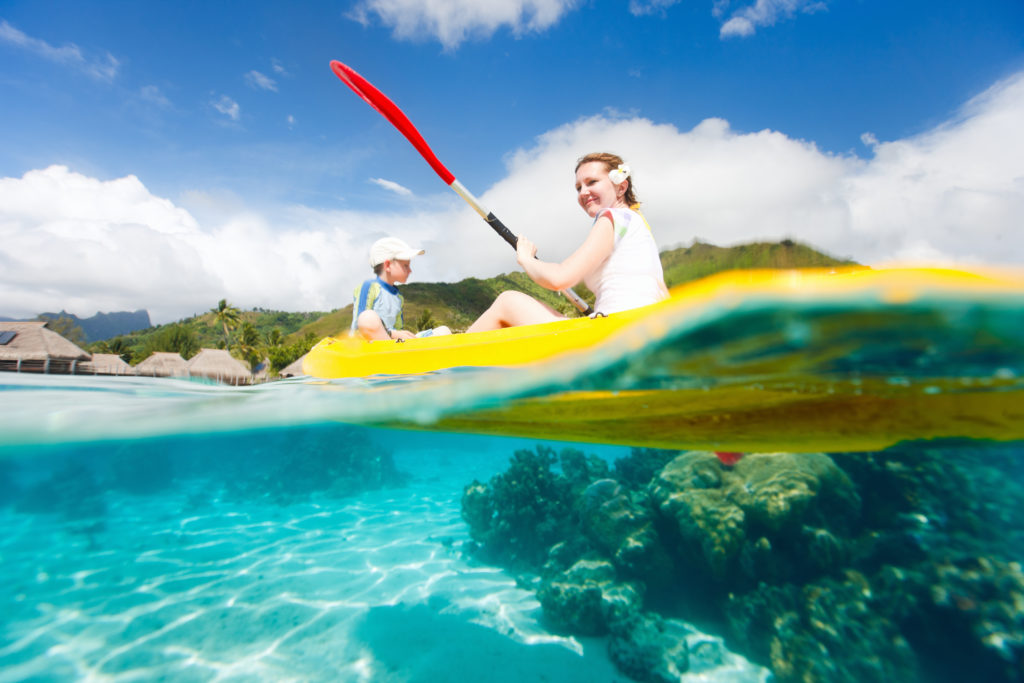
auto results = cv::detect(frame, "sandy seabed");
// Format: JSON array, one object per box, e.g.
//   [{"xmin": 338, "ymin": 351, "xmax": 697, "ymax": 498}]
[{"xmin": 0, "ymin": 442, "xmax": 767, "ymax": 682}]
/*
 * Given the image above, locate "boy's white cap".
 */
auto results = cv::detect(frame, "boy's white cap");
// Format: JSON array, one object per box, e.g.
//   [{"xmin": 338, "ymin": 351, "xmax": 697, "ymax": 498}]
[{"xmin": 369, "ymin": 237, "xmax": 425, "ymax": 267}]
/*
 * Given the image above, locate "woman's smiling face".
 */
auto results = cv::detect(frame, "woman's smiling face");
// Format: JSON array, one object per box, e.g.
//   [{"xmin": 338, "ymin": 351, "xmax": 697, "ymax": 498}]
[{"xmin": 575, "ymin": 161, "xmax": 626, "ymax": 217}]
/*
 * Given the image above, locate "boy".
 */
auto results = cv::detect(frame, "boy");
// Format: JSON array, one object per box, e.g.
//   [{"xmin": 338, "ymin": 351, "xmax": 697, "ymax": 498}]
[{"xmin": 351, "ymin": 237, "xmax": 449, "ymax": 340}]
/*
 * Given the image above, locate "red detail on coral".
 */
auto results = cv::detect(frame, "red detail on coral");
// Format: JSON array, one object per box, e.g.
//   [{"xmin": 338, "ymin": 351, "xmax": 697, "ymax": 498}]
[{"xmin": 715, "ymin": 452, "xmax": 744, "ymax": 466}]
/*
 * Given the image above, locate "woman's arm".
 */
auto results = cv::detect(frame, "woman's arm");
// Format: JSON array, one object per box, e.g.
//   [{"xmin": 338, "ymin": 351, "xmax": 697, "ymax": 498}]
[{"xmin": 516, "ymin": 215, "xmax": 615, "ymax": 291}]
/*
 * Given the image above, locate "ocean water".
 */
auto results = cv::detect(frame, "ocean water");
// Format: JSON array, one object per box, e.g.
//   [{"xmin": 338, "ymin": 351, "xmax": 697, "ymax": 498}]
[
  {"xmin": 3, "ymin": 281, "xmax": 1024, "ymax": 682},
  {"xmin": 0, "ymin": 374, "xmax": 768, "ymax": 682},
  {"xmin": 2, "ymin": 372, "xmax": 1022, "ymax": 682}
]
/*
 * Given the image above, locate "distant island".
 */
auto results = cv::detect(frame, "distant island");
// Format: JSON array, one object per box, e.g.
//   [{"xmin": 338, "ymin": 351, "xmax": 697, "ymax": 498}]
[
  {"xmin": 38, "ymin": 309, "xmax": 152, "ymax": 342},
  {"xmin": 1, "ymin": 309, "xmax": 152, "ymax": 343}
]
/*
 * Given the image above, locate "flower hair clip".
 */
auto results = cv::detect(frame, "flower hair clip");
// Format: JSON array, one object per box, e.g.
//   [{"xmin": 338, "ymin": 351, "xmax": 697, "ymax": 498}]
[{"xmin": 608, "ymin": 164, "xmax": 630, "ymax": 184}]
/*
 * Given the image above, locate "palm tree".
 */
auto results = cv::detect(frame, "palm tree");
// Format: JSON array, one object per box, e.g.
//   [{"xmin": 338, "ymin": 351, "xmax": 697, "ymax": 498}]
[
  {"xmin": 413, "ymin": 309, "xmax": 438, "ymax": 333},
  {"xmin": 265, "ymin": 328, "xmax": 284, "ymax": 348},
  {"xmin": 234, "ymin": 321, "xmax": 263, "ymax": 370},
  {"xmin": 211, "ymin": 299, "xmax": 241, "ymax": 348}
]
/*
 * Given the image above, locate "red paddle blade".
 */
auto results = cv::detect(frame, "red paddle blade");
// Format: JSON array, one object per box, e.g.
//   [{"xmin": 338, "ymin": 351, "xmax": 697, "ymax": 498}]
[{"xmin": 330, "ymin": 60, "xmax": 456, "ymax": 186}]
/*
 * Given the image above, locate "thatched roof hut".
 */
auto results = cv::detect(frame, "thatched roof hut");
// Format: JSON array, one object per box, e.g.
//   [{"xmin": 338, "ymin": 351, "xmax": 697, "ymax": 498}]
[
  {"xmin": 0, "ymin": 321, "xmax": 90, "ymax": 374},
  {"xmin": 81, "ymin": 353, "xmax": 135, "ymax": 376},
  {"xmin": 187, "ymin": 348, "xmax": 250, "ymax": 385},
  {"xmin": 279, "ymin": 353, "xmax": 307, "ymax": 378},
  {"xmin": 135, "ymin": 351, "xmax": 189, "ymax": 378}
]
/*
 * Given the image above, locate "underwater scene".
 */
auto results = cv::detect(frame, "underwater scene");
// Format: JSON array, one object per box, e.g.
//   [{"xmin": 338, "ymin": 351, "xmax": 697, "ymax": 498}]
[
  {"xmin": 4, "ymin": 280, "xmax": 1024, "ymax": 682},
  {"xmin": 1, "ymin": 373, "xmax": 1023, "ymax": 682}
]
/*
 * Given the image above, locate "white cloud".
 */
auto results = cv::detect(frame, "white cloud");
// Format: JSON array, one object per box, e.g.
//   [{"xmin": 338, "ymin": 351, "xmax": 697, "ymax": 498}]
[
  {"xmin": 370, "ymin": 178, "xmax": 413, "ymax": 196},
  {"xmin": 272, "ymin": 58, "xmax": 288, "ymax": 76},
  {"xmin": 629, "ymin": 0, "xmax": 683, "ymax": 16},
  {"xmin": 212, "ymin": 95, "xmax": 240, "ymax": 121},
  {"xmin": 718, "ymin": 0, "xmax": 826, "ymax": 38},
  {"xmin": 0, "ymin": 19, "xmax": 119, "ymax": 81},
  {"xmin": 139, "ymin": 85, "xmax": 171, "ymax": 108},
  {"xmin": 348, "ymin": 0, "xmax": 579, "ymax": 50},
  {"xmin": 3, "ymin": 71, "xmax": 1022, "ymax": 324},
  {"xmin": 245, "ymin": 70, "xmax": 278, "ymax": 92}
]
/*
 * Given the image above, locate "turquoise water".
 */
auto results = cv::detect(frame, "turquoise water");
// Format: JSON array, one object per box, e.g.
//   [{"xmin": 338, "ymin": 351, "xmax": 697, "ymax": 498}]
[
  {"xmin": 0, "ymin": 374, "xmax": 769, "ymax": 682},
  {"xmin": 2, "ymin": 373, "xmax": 1022, "ymax": 682},
  {"xmin": 3, "ymin": 287, "xmax": 1024, "ymax": 681}
]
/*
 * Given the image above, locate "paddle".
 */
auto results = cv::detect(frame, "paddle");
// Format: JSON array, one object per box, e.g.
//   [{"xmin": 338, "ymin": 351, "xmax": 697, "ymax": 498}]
[{"xmin": 329, "ymin": 60, "xmax": 594, "ymax": 316}]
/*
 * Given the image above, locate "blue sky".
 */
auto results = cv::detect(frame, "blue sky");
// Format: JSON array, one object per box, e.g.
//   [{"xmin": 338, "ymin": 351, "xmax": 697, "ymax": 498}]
[{"xmin": 1, "ymin": 0, "xmax": 1022, "ymax": 323}]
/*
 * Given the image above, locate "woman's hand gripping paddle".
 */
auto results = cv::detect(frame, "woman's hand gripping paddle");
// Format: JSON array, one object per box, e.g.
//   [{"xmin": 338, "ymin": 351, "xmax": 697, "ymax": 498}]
[{"xmin": 329, "ymin": 60, "xmax": 594, "ymax": 316}]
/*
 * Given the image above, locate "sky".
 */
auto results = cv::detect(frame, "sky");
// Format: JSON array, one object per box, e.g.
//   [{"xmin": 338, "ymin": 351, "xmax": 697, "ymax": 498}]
[{"xmin": 1, "ymin": 0, "xmax": 1022, "ymax": 324}]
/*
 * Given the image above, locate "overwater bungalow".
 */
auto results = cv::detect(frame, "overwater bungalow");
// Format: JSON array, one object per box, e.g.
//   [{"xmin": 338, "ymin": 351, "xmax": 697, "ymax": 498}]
[
  {"xmin": 134, "ymin": 351, "xmax": 189, "ymax": 378},
  {"xmin": 187, "ymin": 348, "xmax": 251, "ymax": 385},
  {"xmin": 80, "ymin": 353, "xmax": 136, "ymax": 376},
  {"xmin": 0, "ymin": 321, "xmax": 90, "ymax": 374},
  {"xmin": 279, "ymin": 353, "xmax": 307, "ymax": 378}
]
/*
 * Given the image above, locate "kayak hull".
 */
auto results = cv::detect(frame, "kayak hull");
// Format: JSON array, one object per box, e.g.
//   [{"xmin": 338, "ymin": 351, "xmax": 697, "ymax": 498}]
[{"xmin": 303, "ymin": 266, "xmax": 1024, "ymax": 452}]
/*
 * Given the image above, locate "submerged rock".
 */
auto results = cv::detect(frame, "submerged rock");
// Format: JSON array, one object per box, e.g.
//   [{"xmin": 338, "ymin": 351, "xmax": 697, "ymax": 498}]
[
  {"xmin": 726, "ymin": 570, "xmax": 919, "ymax": 682},
  {"xmin": 908, "ymin": 556, "xmax": 1024, "ymax": 681},
  {"xmin": 462, "ymin": 441, "xmax": 1024, "ymax": 683},
  {"xmin": 578, "ymin": 479, "xmax": 672, "ymax": 583},
  {"xmin": 650, "ymin": 451, "xmax": 860, "ymax": 583},
  {"xmin": 537, "ymin": 558, "xmax": 643, "ymax": 635},
  {"xmin": 461, "ymin": 446, "xmax": 577, "ymax": 570},
  {"xmin": 608, "ymin": 612, "xmax": 690, "ymax": 683}
]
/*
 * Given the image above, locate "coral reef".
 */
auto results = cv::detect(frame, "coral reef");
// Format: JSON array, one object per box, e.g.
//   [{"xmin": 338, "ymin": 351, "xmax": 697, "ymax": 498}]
[
  {"xmin": 537, "ymin": 558, "xmax": 642, "ymax": 635},
  {"xmin": 608, "ymin": 612, "xmax": 690, "ymax": 683},
  {"xmin": 462, "ymin": 441, "xmax": 1024, "ymax": 683},
  {"xmin": 462, "ymin": 445, "xmax": 576, "ymax": 569}
]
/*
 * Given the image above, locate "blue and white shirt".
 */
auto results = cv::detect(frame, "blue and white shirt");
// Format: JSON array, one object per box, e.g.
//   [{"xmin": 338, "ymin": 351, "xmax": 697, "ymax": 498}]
[{"xmin": 351, "ymin": 277, "xmax": 404, "ymax": 334}]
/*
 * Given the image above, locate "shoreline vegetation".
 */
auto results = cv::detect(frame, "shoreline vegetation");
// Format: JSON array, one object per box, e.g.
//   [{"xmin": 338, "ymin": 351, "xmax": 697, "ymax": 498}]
[{"xmin": 41, "ymin": 239, "xmax": 854, "ymax": 376}]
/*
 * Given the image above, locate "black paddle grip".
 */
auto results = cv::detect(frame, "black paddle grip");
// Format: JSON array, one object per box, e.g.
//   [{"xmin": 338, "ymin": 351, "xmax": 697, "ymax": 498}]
[
  {"xmin": 485, "ymin": 211, "xmax": 593, "ymax": 315},
  {"xmin": 485, "ymin": 213, "xmax": 518, "ymax": 250}
]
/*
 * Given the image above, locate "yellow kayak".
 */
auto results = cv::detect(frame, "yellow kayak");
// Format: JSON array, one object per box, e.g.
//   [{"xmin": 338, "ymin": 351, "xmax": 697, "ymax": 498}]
[{"xmin": 303, "ymin": 266, "xmax": 1024, "ymax": 452}]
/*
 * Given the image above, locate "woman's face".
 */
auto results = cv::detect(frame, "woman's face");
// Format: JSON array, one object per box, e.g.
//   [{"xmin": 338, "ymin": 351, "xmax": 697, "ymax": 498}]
[{"xmin": 575, "ymin": 161, "xmax": 627, "ymax": 217}]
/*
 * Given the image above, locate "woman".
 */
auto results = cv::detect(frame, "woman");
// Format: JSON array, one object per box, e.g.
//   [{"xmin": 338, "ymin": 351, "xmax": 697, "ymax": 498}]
[{"xmin": 466, "ymin": 152, "xmax": 669, "ymax": 333}]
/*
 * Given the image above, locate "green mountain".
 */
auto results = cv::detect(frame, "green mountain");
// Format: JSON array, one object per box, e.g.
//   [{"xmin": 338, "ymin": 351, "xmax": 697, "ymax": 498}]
[
  {"xmin": 37, "ymin": 309, "xmax": 151, "ymax": 342},
  {"xmin": 659, "ymin": 239, "xmax": 856, "ymax": 286},
  {"xmin": 92, "ymin": 239, "xmax": 856, "ymax": 371},
  {"xmin": 293, "ymin": 239, "xmax": 857, "ymax": 339}
]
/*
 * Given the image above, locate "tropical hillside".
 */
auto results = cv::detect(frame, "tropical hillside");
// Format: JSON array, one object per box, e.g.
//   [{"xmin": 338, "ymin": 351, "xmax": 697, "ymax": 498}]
[
  {"xmin": 297, "ymin": 239, "xmax": 857, "ymax": 339},
  {"xmin": 82, "ymin": 239, "xmax": 856, "ymax": 373}
]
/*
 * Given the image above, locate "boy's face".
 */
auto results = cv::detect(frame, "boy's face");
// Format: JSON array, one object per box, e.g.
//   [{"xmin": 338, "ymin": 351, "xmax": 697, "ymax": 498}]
[{"xmin": 384, "ymin": 258, "xmax": 411, "ymax": 284}]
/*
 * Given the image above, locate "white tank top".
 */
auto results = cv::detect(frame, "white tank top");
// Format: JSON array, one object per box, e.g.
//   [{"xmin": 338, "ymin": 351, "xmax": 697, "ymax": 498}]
[{"xmin": 583, "ymin": 207, "xmax": 668, "ymax": 314}]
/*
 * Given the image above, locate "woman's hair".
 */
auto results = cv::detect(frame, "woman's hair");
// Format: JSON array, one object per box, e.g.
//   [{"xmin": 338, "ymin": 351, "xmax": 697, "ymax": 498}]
[{"xmin": 575, "ymin": 152, "xmax": 639, "ymax": 208}]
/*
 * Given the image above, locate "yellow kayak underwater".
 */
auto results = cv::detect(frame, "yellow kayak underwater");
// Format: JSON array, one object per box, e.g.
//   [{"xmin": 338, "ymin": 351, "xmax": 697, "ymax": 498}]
[{"xmin": 303, "ymin": 266, "xmax": 1024, "ymax": 452}]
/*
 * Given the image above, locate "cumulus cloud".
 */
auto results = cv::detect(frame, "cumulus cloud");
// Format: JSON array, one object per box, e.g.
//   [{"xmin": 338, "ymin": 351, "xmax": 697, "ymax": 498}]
[
  {"xmin": 245, "ymin": 70, "xmax": 278, "ymax": 92},
  {"xmin": 717, "ymin": 0, "xmax": 827, "ymax": 38},
  {"xmin": 348, "ymin": 0, "xmax": 579, "ymax": 50},
  {"xmin": 0, "ymin": 165, "xmax": 457, "ymax": 322},
  {"xmin": 3, "ymin": 71, "xmax": 1022, "ymax": 323},
  {"xmin": 370, "ymin": 178, "xmax": 413, "ymax": 196},
  {"xmin": 482, "ymin": 71, "xmax": 1024, "ymax": 268},
  {"xmin": 212, "ymin": 95, "xmax": 240, "ymax": 121},
  {"xmin": 0, "ymin": 19, "xmax": 119, "ymax": 81}
]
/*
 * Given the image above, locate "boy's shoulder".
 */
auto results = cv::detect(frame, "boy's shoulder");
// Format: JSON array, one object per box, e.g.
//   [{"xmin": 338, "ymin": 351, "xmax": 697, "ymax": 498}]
[{"xmin": 354, "ymin": 277, "xmax": 401, "ymax": 297}]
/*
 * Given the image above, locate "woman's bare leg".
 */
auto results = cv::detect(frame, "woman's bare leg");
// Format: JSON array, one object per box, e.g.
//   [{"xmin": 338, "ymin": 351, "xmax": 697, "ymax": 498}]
[{"xmin": 466, "ymin": 290, "xmax": 566, "ymax": 333}]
